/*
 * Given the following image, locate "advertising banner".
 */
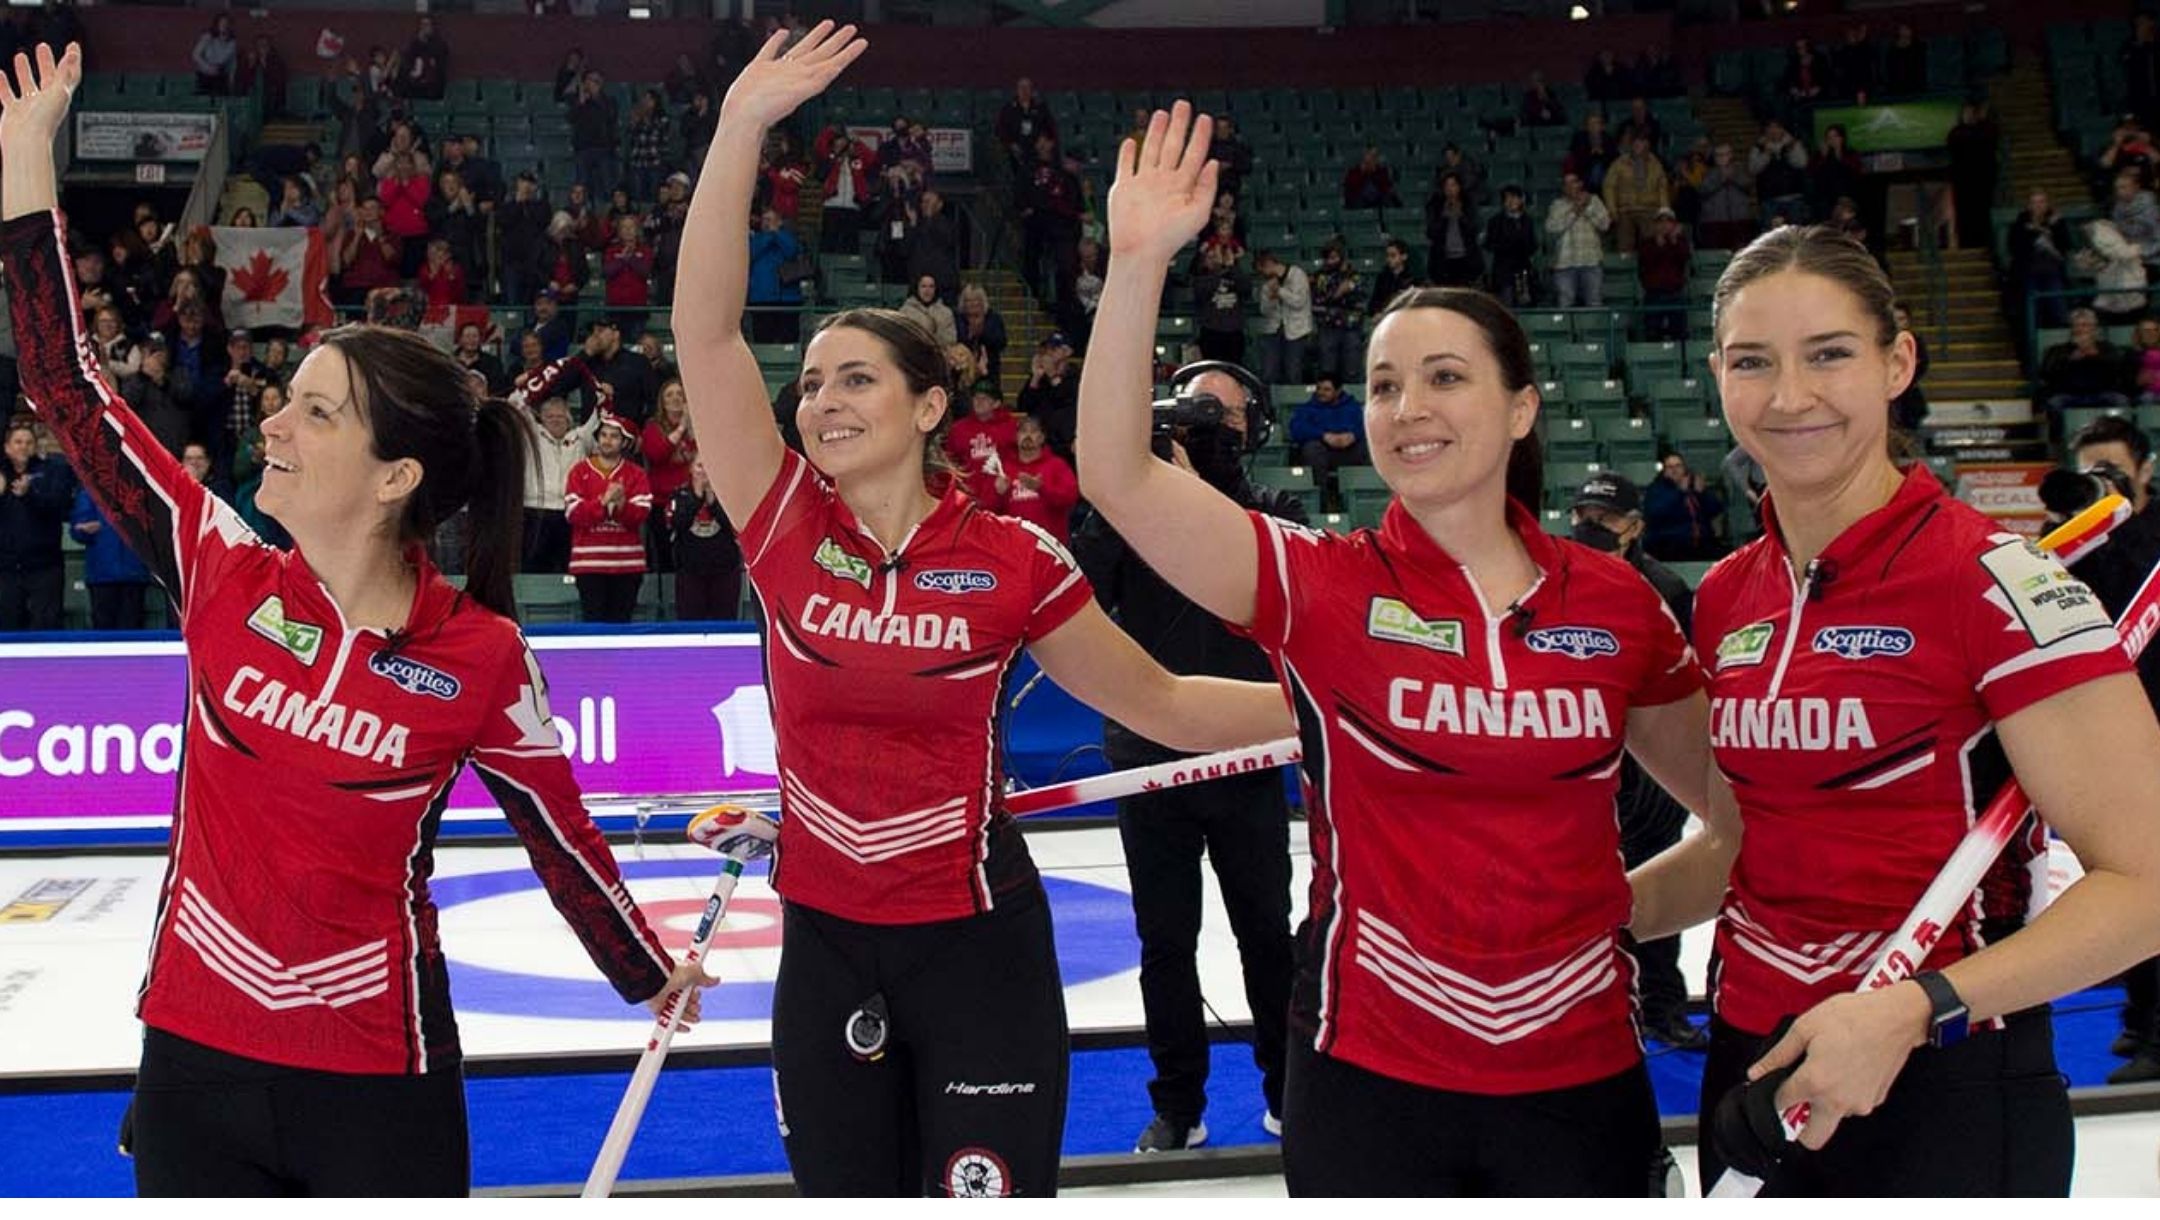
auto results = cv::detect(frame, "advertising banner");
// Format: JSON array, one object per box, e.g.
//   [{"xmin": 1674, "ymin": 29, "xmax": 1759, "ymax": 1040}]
[
  {"xmin": 842, "ymin": 125, "xmax": 973, "ymax": 174},
  {"xmin": 1812, "ymin": 99, "xmax": 1961, "ymax": 154},
  {"xmin": 1956, "ymin": 461, "xmax": 2056, "ymax": 537},
  {"xmin": 73, "ymin": 112, "xmax": 215, "ymax": 163},
  {"xmin": 0, "ymin": 632, "xmax": 779, "ymax": 831}
]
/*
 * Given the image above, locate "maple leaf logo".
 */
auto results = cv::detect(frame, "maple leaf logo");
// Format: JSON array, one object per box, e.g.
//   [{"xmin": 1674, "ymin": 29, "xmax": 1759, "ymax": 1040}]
[{"xmin": 233, "ymin": 250, "xmax": 288, "ymax": 303}]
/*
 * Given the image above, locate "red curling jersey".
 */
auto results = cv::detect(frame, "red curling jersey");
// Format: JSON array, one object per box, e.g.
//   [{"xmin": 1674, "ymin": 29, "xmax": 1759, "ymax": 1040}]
[
  {"xmin": 1696, "ymin": 465, "xmax": 2128, "ymax": 1036},
  {"xmin": 3, "ymin": 211, "xmax": 671, "ymax": 1075},
  {"xmin": 740, "ymin": 449, "xmax": 1095, "ymax": 924},
  {"xmin": 1244, "ymin": 498, "xmax": 1701, "ymax": 1094}
]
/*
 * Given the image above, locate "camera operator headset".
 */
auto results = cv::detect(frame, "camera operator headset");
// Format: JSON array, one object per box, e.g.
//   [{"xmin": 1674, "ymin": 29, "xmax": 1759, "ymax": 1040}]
[
  {"xmin": 1011, "ymin": 361, "xmax": 1280, "ymax": 719},
  {"xmin": 2045, "ymin": 415, "xmax": 2160, "ymax": 1084},
  {"xmin": 1064, "ymin": 359, "xmax": 1306, "ymax": 1152}
]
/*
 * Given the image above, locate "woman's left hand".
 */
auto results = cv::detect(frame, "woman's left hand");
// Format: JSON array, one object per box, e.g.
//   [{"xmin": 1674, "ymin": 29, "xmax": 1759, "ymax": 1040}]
[
  {"xmin": 1750, "ymin": 981, "xmax": 1931, "ymax": 1150},
  {"xmin": 647, "ymin": 956, "xmax": 720, "ymax": 1030}
]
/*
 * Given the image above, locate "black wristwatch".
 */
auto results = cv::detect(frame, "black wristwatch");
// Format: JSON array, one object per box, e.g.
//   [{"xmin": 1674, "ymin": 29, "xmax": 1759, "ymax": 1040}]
[{"xmin": 1912, "ymin": 970, "xmax": 1969, "ymax": 1049}]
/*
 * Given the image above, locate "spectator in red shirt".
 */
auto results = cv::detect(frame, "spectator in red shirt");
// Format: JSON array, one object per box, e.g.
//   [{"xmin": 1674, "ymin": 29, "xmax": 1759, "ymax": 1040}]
[
  {"xmin": 763, "ymin": 142, "xmax": 808, "ymax": 221},
  {"xmin": 376, "ymin": 150, "xmax": 432, "ymax": 276},
  {"xmin": 603, "ymin": 214, "xmax": 654, "ymax": 338},
  {"xmin": 416, "ymin": 237, "xmax": 469, "ymax": 319},
  {"xmin": 1636, "ymin": 208, "xmax": 1691, "ymax": 341},
  {"xmin": 1341, "ymin": 146, "xmax": 1399, "ymax": 211},
  {"xmin": 640, "ymin": 378, "xmax": 697, "ymax": 572},
  {"xmin": 945, "ymin": 384, "xmax": 1020, "ymax": 505},
  {"xmin": 334, "ymin": 197, "xmax": 403, "ymax": 307},
  {"xmin": 996, "ymin": 413, "xmax": 1079, "ymax": 543},
  {"xmin": 565, "ymin": 414, "xmax": 651, "ymax": 622},
  {"xmin": 546, "ymin": 211, "xmax": 588, "ymax": 314}
]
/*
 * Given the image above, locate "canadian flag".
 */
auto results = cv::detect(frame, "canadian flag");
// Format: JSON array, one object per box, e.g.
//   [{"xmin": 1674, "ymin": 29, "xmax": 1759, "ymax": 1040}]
[{"xmin": 213, "ymin": 226, "xmax": 335, "ymax": 331}]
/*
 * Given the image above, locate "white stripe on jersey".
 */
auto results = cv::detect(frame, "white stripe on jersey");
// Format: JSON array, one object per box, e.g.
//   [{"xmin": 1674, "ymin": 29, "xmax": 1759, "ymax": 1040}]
[
  {"xmin": 1975, "ymin": 623, "xmax": 2120, "ymax": 691},
  {"xmin": 783, "ymin": 770, "xmax": 971, "ymax": 863},
  {"xmin": 1722, "ymin": 898, "xmax": 1886, "ymax": 986},
  {"xmin": 173, "ymin": 880, "xmax": 391, "ymax": 1011},
  {"xmin": 1351, "ymin": 913, "xmax": 1619, "ymax": 1045}
]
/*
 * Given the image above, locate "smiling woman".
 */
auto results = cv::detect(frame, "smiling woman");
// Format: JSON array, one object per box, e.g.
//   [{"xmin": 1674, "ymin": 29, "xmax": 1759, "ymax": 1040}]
[
  {"xmin": 667, "ymin": 23, "xmax": 1291, "ymax": 1198},
  {"xmin": 0, "ymin": 42, "xmax": 716, "ymax": 1198},
  {"xmin": 1073, "ymin": 100, "xmax": 1729, "ymax": 1199},
  {"xmin": 1629, "ymin": 224, "xmax": 2160, "ymax": 1197}
]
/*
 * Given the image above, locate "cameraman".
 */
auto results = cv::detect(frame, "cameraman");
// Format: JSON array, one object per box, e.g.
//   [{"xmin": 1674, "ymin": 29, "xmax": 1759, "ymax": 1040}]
[
  {"xmin": 1073, "ymin": 365, "xmax": 1303, "ymax": 1153},
  {"xmin": 2049, "ymin": 416, "xmax": 2160, "ymax": 1082},
  {"xmin": 1569, "ymin": 472, "xmax": 1707, "ymax": 1051}
]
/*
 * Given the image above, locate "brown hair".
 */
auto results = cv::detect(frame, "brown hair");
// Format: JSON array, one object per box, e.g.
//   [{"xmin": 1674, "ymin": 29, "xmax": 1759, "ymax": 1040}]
[
  {"xmin": 809, "ymin": 308, "xmax": 958, "ymax": 484},
  {"xmin": 1371, "ymin": 286, "xmax": 1545, "ymax": 511},
  {"xmin": 1710, "ymin": 224, "xmax": 1897, "ymax": 348},
  {"xmin": 316, "ymin": 325, "xmax": 535, "ymax": 620}
]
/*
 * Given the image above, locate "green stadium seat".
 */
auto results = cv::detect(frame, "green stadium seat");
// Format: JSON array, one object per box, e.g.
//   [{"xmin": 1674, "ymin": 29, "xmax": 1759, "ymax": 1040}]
[
  {"xmin": 1556, "ymin": 341, "xmax": 1610, "ymax": 378},
  {"xmin": 1567, "ymin": 378, "xmax": 1627, "ymax": 408},
  {"xmin": 516, "ymin": 574, "xmax": 583, "ymax": 625},
  {"xmin": 1666, "ymin": 415, "xmax": 1730, "ymax": 447}
]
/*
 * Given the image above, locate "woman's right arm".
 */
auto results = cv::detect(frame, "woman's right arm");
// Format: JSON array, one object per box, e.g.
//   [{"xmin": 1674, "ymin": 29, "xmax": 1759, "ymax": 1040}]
[
  {"xmin": 676, "ymin": 21, "xmax": 864, "ymax": 531},
  {"xmin": 1074, "ymin": 103, "xmax": 1260, "ymax": 628},
  {"xmin": 0, "ymin": 43, "xmax": 235, "ymax": 626}
]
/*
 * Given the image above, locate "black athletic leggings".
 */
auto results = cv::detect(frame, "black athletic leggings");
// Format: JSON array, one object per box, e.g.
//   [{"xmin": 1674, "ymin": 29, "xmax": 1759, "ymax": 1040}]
[
  {"xmin": 128, "ymin": 1027, "xmax": 469, "ymax": 1197},
  {"xmin": 1281, "ymin": 1037, "xmax": 1663, "ymax": 1197},
  {"xmin": 771, "ymin": 883, "xmax": 1069, "ymax": 1198},
  {"xmin": 1696, "ymin": 1009, "xmax": 2073, "ymax": 1196}
]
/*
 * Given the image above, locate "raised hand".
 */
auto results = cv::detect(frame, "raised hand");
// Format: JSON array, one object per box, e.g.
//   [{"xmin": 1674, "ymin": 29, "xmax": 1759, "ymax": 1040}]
[
  {"xmin": 0, "ymin": 42, "xmax": 79, "ymax": 150},
  {"xmin": 1106, "ymin": 101, "xmax": 1219, "ymax": 266},
  {"xmin": 719, "ymin": 20, "xmax": 867, "ymax": 133}
]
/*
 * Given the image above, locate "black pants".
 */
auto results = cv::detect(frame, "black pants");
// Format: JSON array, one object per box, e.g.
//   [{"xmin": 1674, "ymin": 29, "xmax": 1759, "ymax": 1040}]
[
  {"xmin": 88, "ymin": 581, "xmax": 150, "ymax": 631},
  {"xmin": 819, "ymin": 205, "xmax": 860, "ymax": 255},
  {"xmin": 130, "ymin": 1027, "xmax": 469, "ymax": 1197},
  {"xmin": 521, "ymin": 509, "xmax": 570, "ymax": 574},
  {"xmin": 1282, "ymin": 1039, "xmax": 1661, "ymax": 1197},
  {"xmin": 1617, "ymin": 766, "xmax": 1690, "ymax": 1025},
  {"xmin": 1696, "ymin": 1010, "xmax": 2072, "ymax": 1196},
  {"xmin": 575, "ymin": 572, "xmax": 642, "ymax": 622},
  {"xmin": 0, "ymin": 566, "xmax": 62, "ymax": 631},
  {"xmin": 1196, "ymin": 329, "xmax": 1246, "ymax": 365},
  {"xmin": 772, "ymin": 884, "xmax": 1069, "ymax": 1197},
  {"xmin": 1115, "ymin": 769, "xmax": 1294, "ymax": 1124},
  {"xmin": 675, "ymin": 564, "xmax": 742, "ymax": 621},
  {"xmin": 2125, "ymin": 958, "xmax": 2160, "ymax": 1045}
]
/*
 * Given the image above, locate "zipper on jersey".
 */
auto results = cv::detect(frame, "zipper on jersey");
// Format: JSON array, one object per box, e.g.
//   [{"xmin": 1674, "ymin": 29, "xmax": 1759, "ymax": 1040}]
[
  {"xmin": 861, "ymin": 519, "xmax": 926, "ymax": 619},
  {"xmin": 1459, "ymin": 568, "xmax": 1544, "ymax": 692},
  {"xmin": 1763, "ymin": 557, "xmax": 1816, "ymax": 700}
]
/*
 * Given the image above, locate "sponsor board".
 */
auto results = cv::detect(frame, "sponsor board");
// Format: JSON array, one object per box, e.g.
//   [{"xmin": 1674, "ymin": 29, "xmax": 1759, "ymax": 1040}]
[{"xmin": 0, "ymin": 631, "xmax": 778, "ymax": 832}]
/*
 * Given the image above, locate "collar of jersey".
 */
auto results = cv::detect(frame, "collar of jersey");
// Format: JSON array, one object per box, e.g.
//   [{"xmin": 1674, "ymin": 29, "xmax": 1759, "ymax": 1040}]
[
  {"xmin": 824, "ymin": 475, "xmax": 969, "ymax": 560},
  {"xmin": 1754, "ymin": 462, "xmax": 1942, "ymax": 580},
  {"xmin": 286, "ymin": 542, "xmax": 459, "ymax": 639},
  {"xmin": 1377, "ymin": 493, "xmax": 1562, "ymax": 583}
]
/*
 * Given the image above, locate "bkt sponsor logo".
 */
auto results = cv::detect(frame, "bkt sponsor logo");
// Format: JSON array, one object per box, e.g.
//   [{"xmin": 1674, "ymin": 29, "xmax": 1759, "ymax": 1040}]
[
  {"xmin": 913, "ymin": 569, "xmax": 997, "ymax": 595},
  {"xmin": 368, "ymin": 653, "xmax": 462, "ymax": 700},
  {"xmin": 1810, "ymin": 626, "xmax": 1915, "ymax": 660},
  {"xmin": 1523, "ymin": 626, "xmax": 1621, "ymax": 661}
]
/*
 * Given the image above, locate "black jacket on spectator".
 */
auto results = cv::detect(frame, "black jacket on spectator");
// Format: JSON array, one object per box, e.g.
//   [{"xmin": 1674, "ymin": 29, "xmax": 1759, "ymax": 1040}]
[
  {"xmin": 498, "ymin": 198, "xmax": 552, "ymax": 292},
  {"xmin": 1017, "ymin": 370, "xmax": 1080, "ymax": 461},
  {"xmin": 585, "ymin": 347, "xmax": 657, "ymax": 426},
  {"xmin": 1076, "ymin": 478, "xmax": 1305, "ymax": 767},
  {"xmin": 1833, "ymin": 37, "xmax": 1878, "ymax": 100},
  {"xmin": 428, "ymin": 197, "xmax": 487, "ymax": 280},
  {"xmin": 904, "ymin": 208, "xmax": 963, "ymax": 294},
  {"xmin": 569, "ymin": 93, "xmax": 619, "ymax": 153},
  {"xmin": 1585, "ymin": 56, "xmax": 1633, "ymax": 102},
  {"xmin": 2071, "ymin": 497, "xmax": 2160, "ymax": 707},
  {"xmin": 121, "ymin": 370, "xmax": 190, "ymax": 460},
  {"xmin": 1885, "ymin": 39, "xmax": 1927, "ymax": 96},
  {"xmin": 995, "ymin": 99, "xmax": 1058, "ymax": 157},
  {"xmin": 1482, "ymin": 210, "xmax": 1539, "ymax": 292},
  {"xmin": 669, "ymin": 485, "xmax": 742, "ymax": 572},
  {"xmin": 0, "ymin": 452, "xmax": 72, "ymax": 575},
  {"xmin": 2010, "ymin": 210, "xmax": 2073, "ymax": 282},
  {"xmin": 1209, "ymin": 133, "xmax": 1254, "ymax": 199},
  {"xmin": 2040, "ymin": 341, "xmax": 2132, "ymax": 399}
]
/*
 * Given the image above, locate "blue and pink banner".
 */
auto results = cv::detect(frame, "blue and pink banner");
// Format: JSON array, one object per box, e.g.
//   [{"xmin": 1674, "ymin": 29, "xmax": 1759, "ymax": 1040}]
[{"xmin": 0, "ymin": 631, "xmax": 781, "ymax": 834}]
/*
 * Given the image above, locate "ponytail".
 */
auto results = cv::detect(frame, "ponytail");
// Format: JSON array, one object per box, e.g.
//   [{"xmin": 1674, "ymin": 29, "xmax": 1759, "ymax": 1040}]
[{"xmin": 464, "ymin": 396, "xmax": 537, "ymax": 620}]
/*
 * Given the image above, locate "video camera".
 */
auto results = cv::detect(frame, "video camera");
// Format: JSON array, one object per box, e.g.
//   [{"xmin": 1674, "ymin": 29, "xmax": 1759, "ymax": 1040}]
[
  {"xmin": 1147, "ymin": 360, "xmax": 1275, "ymax": 461},
  {"xmin": 2039, "ymin": 460, "xmax": 2138, "ymax": 524}
]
